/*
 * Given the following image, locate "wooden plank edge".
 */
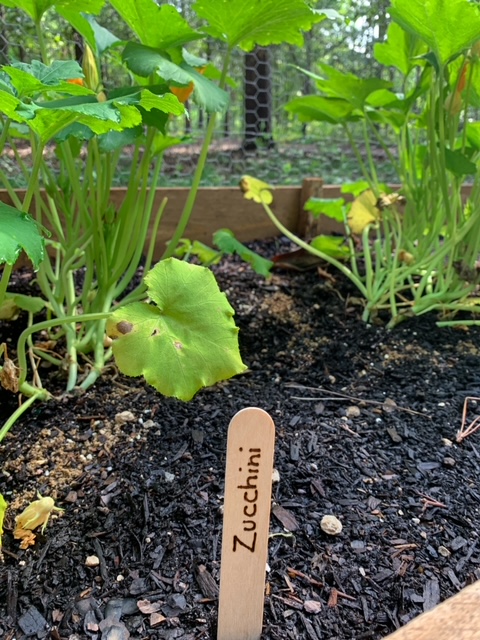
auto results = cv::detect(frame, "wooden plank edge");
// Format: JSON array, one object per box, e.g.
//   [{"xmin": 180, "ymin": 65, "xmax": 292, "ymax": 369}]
[{"xmin": 382, "ymin": 579, "xmax": 480, "ymax": 640}]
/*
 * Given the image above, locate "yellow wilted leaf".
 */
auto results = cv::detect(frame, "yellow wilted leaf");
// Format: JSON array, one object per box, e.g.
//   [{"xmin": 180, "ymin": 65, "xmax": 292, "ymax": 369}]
[
  {"xmin": 347, "ymin": 190, "xmax": 380, "ymax": 234},
  {"xmin": 14, "ymin": 494, "xmax": 63, "ymax": 549},
  {"xmin": 239, "ymin": 175, "xmax": 273, "ymax": 205},
  {"xmin": 0, "ymin": 494, "xmax": 7, "ymax": 558}
]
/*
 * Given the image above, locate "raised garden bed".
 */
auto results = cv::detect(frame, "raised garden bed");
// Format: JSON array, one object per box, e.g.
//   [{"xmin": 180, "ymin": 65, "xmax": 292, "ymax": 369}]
[{"xmin": 1, "ymin": 239, "xmax": 480, "ymax": 639}]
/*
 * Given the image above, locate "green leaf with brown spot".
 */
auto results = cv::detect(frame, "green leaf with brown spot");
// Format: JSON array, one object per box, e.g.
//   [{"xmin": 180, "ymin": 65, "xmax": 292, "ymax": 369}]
[{"xmin": 108, "ymin": 258, "xmax": 246, "ymax": 401}]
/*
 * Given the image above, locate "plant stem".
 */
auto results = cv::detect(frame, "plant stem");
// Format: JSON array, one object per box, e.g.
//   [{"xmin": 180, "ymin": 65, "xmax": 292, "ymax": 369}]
[
  {"xmin": 16, "ymin": 312, "xmax": 112, "ymax": 388},
  {"xmin": 260, "ymin": 200, "xmax": 368, "ymax": 298},
  {"xmin": 0, "ymin": 263, "xmax": 13, "ymax": 307},
  {"xmin": 35, "ymin": 19, "xmax": 49, "ymax": 64},
  {"xmin": 161, "ymin": 48, "xmax": 232, "ymax": 259},
  {"xmin": 22, "ymin": 138, "xmax": 45, "ymax": 214},
  {"xmin": 344, "ymin": 124, "xmax": 374, "ymax": 189},
  {"xmin": 0, "ymin": 116, "xmax": 10, "ymax": 154},
  {"xmin": 362, "ymin": 119, "xmax": 379, "ymax": 191},
  {"xmin": 0, "ymin": 391, "xmax": 46, "ymax": 443}
]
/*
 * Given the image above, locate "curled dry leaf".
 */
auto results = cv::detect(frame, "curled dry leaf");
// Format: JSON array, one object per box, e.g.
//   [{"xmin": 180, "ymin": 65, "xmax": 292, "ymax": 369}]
[
  {"xmin": 14, "ymin": 529, "xmax": 37, "ymax": 550},
  {"xmin": 0, "ymin": 343, "xmax": 19, "ymax": 393}
]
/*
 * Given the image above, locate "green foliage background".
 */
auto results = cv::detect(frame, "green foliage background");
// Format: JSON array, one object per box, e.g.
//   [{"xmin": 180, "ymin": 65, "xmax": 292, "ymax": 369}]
[{"xmin": 0, "ymin": 0, "xmax": 407, "ymax": 186}]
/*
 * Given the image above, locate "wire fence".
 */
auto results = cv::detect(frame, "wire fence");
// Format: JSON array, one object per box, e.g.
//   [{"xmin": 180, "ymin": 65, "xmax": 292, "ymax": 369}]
[{"xmin": 0, "ymin": 4, "xmax": 396, "ymax": 188}]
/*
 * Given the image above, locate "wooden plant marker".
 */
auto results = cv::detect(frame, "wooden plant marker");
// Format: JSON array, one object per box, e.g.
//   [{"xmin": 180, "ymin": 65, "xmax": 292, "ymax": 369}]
[
  {"xmin": 383, "ymin": 578, "xmax": 480, "ymax": 640},
  {"xmin": 217, "ymin": 408, "xmax": 275, "ymax": 640}
]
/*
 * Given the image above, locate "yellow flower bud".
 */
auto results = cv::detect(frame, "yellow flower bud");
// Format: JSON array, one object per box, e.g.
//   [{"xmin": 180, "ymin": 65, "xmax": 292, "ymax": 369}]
[
  {"xmin": 82, "ymin": 44, "xmax": 107, "ymax": 101},
  {"xmin": 82, "ymin": 44, "xmax": 100, "ymax": 92}
]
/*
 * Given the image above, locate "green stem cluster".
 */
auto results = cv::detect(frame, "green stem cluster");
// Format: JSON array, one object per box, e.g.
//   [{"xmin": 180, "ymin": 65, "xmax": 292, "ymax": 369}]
[
  {"xmin": 0, "ymin": 36, "xmax": 235, "ymax": 438},
  {"xmin": 336, "ymin": 52, "xmax": 480, "ymax": 325}
]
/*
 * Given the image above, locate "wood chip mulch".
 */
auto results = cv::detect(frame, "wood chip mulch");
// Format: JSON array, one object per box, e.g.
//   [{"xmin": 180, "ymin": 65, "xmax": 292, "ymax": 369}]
[{"xmin": 1, "ymin": 239, "xmax": 480, "ymax": 639}]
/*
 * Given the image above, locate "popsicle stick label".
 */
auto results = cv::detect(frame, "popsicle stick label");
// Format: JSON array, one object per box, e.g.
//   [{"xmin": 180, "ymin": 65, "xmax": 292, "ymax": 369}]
[{"xmin": 217, "ymin": 407, "xmax": 275, "ymax": 640}]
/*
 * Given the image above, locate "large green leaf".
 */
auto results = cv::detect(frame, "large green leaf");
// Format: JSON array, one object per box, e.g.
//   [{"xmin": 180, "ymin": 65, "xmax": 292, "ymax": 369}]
[
  {"xmin": 285, "ymin": 95, "xmax": 357, "ymax": 123},
  {"xmin": 0, "ymin": 90, "xmax": 25, "ymax": 122},
  {"xmin": 444, "ymin": 148, "xmax": 477, "ymax": 176},
  {"xmin": 192, "ymin": 0, "xmax": 327, "ymax": 52},
  {"xmin": 389, "ymin": 0, "xmax": 480, "ymax": 66},
  {"xmin": 314, "ymin": 64, "xmax": 392, "ymax": 110},
  {"xmin": 108, "ymin": 258, "xmax": 246, "ymax": 401},
  {"xmin": 151, "ymin": 133, "xmax": 185, "ymax": 155},
  {"xmin": 0, "ymin": 292, "xmax": 46, "ymax": 319},
  {"xmin": 310, "ymin": 235, "xmax": 350, "ymax": 260},
  {"xmin": 25, "ymin": 98, "xmax": 141, "ymax": 141},
  {"xmin": 109, "ymin": 0, "xmax": 202, "ymax": 49},
  {"xmin": 341, "ymin": 181, "xmax": 372, "ymax": 197},
  {"xmin": 122, "ymin": 43, "xmax": 229, "ymax": 112},
  {"xmin": 9, "ymin": 60, "xmax": 84, "ymax": 85},
  {"xmin": 365, "ymin": 89, "xmax": 403, "ymax": 108},
  {"xmin": 137, "ymin": 89, "xmax": 185, "ymax": 131},
  {"xmin": 57, "ymin": 10, "xmax": 119, "ymax": 54},
  {"xmin": 139, "ymin": 89, "xmax": 185, "ymax": 117},
  {"xmin": 97, "ymin": 126, "xmax": 143, "ymax": 152},
  {"xmin": 9, "ymin": 87, "xmax": 183, "ymax": 142},
  {"xmin": 305, "ymin": 198, "xmax": 345, "ymax": 222},
  {"xmin": 1, "ymin": 0, "xmax": 104, "ymax": 22},
  {"xmin": 3, "ymin": 61, "xmax": 92, "ymax": 99},
  {"xmin": 466, "ymin": 122, "xmax": 480, "ymax": 150},
  {"xmin": 175, "ymin": 239, "xmax": 222, "ymax": 266},
  {"xmin": 374, "ymin": 21, "xmax": 427, "ymax": 76},
  {"xmin": 21, "ymin": 109, "xmax": 79, "ymax": 141},
  {"xmin": 0, "ymin": 202, "xmax": 45, "ymax": 267}
]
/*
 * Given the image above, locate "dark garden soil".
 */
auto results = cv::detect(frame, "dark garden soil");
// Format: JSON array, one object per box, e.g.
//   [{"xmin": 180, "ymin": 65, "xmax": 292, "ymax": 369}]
[{"xmin": 1, "ymin": 239, "xmax": 480, "ymax": 640}]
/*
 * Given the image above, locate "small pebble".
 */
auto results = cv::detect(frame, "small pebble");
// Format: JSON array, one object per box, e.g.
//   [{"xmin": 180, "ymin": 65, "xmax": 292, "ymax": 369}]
[
  {"xmin": 85, "ymin": 555, "xmax": 100, "ymax": 568},
  {"xmin": 438, "ymin": 545, "xmax": 451, "ymax": 557},
  {"xmin": 443, "ymin": 457, "xmax": 455, "ymax": 467},
  {"xmin": 346, "ymin": 406, "xmax": 361, "ymax": 418},
  {"xmin": 115, "ymin": 411, "xmax": 136, "ymax": 425},
  {"xmin": 150, "ymin": 612, "xmax": 167, "ymax": 627},
  {"xmin": 272, "ymin": 468, "xmax": 281, "ymax": 483},
  {"xmin": 320, "ymin": 514, "xmax": 343, "ymax": 536},
  {"xmin": 304, "ymin": 600, "xmax": 322, "ymax": 614}
]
